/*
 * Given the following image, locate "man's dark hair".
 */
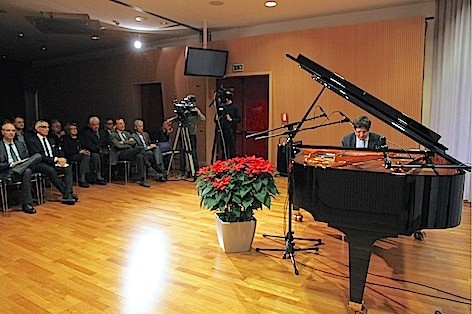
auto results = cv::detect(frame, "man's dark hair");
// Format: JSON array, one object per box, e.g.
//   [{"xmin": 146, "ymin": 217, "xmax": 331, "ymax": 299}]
[{"xmin": 352, "ymin": 116, "xmax": 371, "ymax": 130}]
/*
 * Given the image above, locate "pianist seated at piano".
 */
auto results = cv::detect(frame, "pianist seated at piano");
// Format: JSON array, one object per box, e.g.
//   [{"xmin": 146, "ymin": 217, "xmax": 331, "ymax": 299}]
[{"xmin": 341, "ymin": 115, "xmax": 383, "ymax": 149}]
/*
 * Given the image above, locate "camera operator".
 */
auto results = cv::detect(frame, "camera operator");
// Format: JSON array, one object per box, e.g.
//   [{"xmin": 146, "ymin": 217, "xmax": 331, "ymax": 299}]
[{"xmin": 217, "ymin": 89, "xmax": 241, "ymax": 158}]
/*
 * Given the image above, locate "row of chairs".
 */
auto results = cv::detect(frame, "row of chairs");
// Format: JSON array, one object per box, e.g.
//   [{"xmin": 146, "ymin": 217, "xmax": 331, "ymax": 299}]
[{"xmin": 0, "ymin": 173, "xmax": 44, "ymax": 213}]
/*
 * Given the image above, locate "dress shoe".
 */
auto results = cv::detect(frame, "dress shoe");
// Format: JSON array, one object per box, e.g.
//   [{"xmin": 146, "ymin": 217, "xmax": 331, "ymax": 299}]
[
  {"xmin": 61, "ymin": 196, "xmax": 76, "ymax": 205},
  {"xmin": 79, "ymin": 180, "xmax": 90, "ymax": 188},
  {"xmin": 146, "ymin": 167, "xmax": 159, "ymax": 178},
  {"xmin": 95, "ymin": 179, "xmax": 107, "ymax": 185},
  {"xmin": 139, "ymin": 179, "xmax": 151, "ymax": 187},
  {"xmin": 156, "ymin": 173, "xmax": 167, "ymax": 182},
  {"xmin": 22, "ymin": 204, "xmax": 36, "ymax": 214},
  {"xmin": 72, "ymin": 194, "xmax": 79, "ymax": 201}
]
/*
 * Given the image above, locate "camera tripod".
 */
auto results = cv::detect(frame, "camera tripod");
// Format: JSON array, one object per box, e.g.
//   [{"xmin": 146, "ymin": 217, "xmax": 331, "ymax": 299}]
[
  {"xmin": 166, "ymin": 120, "xmax": 196, "ymax": 179},
  {"xmin": 211, "ymin": 112, "xmax": 229, "ymax": 163}
]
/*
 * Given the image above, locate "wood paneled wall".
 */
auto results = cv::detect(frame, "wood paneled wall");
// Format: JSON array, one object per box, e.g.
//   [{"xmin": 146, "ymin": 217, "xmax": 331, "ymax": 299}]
[{"xmin": 27, "ymin": 16, "xmax": 425, "ymax": 165}]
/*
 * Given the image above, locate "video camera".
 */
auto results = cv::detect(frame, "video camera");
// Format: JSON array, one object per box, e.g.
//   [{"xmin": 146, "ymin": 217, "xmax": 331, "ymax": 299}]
[{"xmin": 172, "ymin": 95, "xmax": 198, "ymax": 121}]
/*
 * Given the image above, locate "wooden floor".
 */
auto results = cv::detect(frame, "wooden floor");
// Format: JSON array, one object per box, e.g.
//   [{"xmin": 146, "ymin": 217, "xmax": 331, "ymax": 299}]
[{"xmin": 0, "ymin": 175, "xmax": 470, "ymax": 314}]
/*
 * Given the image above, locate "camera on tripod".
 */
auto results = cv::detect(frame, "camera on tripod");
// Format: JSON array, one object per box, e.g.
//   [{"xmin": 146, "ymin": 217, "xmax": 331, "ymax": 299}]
[{"xmin": 171, "ymin": 95, "xmax": 198, "ymax": 122}]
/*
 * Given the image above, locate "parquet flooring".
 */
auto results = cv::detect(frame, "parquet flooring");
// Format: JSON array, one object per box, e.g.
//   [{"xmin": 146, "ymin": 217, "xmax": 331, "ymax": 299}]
[{"xmin": 0, "ymin": 176, "xmax": 470, "ymax": 313}]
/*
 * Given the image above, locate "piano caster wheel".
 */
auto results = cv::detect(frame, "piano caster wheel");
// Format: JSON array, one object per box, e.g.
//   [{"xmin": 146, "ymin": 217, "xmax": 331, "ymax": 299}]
[
  {"xmin": 414, "ymin": 231, "xmax": 425, "ymax": 241},
  {"xmin": 348, "ymin": 301, "xmax": 367, "ymax": 313},
  {"xmin": 294, "ymin": 212, "xmax": 303, "ymax": 222}
]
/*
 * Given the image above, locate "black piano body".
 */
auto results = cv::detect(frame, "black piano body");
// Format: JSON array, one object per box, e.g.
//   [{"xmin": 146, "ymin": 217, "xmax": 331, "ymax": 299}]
[
  {"xmin": 287, "ymin": 54, "xmax": 470, "ymax": 311},
  {"xmin": 292, "ymin": 147, "xmax": 466, "ymax": 307}
]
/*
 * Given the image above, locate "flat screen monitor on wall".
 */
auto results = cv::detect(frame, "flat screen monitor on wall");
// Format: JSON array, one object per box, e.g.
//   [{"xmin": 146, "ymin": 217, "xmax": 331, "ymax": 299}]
[{"xmin": 184, "ymin": 47, "xmax": 228, "ymax": 77}]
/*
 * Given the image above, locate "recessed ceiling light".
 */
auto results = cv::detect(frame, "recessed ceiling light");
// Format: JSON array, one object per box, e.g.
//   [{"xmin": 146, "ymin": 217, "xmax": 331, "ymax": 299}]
[
  {"xmin": 17, "ymin": 32, "xmax": 24, "ymax": 38},
  {"xmin": 265, "ymin": 1, "xmax": 277, "ymax": 8},
  {"xmin": 91, "ymin": 35, "xmax": 100, "ymax": 40},
  {"xmin": 41, "ymin": 45, "xmax": 47, "ymax": 51},
  {"xmin": 134, "ymin": 40, "xmax": 142, "ymax": 49},
  {"xmin": 209, "ymin": 1, "xmax": 224, "ymax": 6},
  {"xmin": 135, "ymin": 16, "xmax": 147, "ymax": 22}
]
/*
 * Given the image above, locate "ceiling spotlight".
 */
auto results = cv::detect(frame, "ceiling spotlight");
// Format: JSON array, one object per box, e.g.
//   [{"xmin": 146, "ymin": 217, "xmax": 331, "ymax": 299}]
[
  {"xmin": 41, "ymin": 45, "xmax": 47, "ymax": 51},
  {"xmin": 17, "ymin": 32, "xmax": 24, "ymax": 38},
  {"xmin": 134, "ymin": 16, "xmax": 147, "ymax": 22},
  {"xmin": 264, "ymin": 1, "xmax": 277, "ymax": 8},
  {"xmin": 134, "ymin": 40, "xmax": 142, "ymax": 49},
  {"xmin": 91, "ymin": 35, "xmax": 100, "ymax": 40}
]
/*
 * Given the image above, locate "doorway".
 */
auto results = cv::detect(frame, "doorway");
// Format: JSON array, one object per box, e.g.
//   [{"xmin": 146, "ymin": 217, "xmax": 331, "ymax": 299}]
[
  {"xmin": 140, "ymin": 83, "xmax": 164, "ymax": 140},
  {"xmin": 216, "ymin": 75, "xmax": 269, "ymax": 159}
]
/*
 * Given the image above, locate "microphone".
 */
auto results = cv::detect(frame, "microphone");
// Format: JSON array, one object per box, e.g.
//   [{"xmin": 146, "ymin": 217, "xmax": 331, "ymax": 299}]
[
  {"xmin": 338, "ymin": 111, "xmax": 353, "ymax": 125},
  {"xmin": 318, "ymin": 106, "xmax": 329, "ymax": 119}
]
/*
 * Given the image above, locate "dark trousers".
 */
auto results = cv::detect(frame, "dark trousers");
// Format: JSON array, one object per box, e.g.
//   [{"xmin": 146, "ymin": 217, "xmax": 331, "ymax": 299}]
[
  {"xmin": 117, "ymin": 147, "xmax": 149, "ymax": 179},
  {"xmin": 68, "ymin": 153, "xmax": 101, "ymax": 178},
  {"xmin": 32, "ymin": 162, "xmax": 74, "ymax": 197},
  {"xmin": 222, "ymin": 128, "xmax": 237, "ymax": 159}
]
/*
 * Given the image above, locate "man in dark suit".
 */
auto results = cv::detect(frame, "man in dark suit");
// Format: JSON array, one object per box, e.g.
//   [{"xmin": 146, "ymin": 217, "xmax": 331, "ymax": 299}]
[
  {"xmin": 109, "ymin": 118, "xmax": 158, "ymax": 187},
  {"xmin": 0, "ymin": 122, "xmax": 42, "ymax": 213},
  {"xmin": 131, "ymin": 119, "xmax": 166, "ymax": 182},
  {"xmin": 26, "ymin": 120, "xmax": 77, "ymax": 205},
  {"xmin": 80, "ymin": 116, "xmax": 109, "ymax": 185},
  {"xmin": 341, "ymin": 115, "xmax": 383, "ymax": 149}
]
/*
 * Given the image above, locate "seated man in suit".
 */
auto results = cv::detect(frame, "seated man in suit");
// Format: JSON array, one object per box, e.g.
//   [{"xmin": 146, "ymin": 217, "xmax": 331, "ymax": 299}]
[
  {"xmin": 341, "ymin": 115, "xmax": 383, "ymax": 149},
  {"xmin": 80, "ymin": 116, "xmax": 110, "ymax": 185},
  {"xmin": 0, "ymin": 122, "xmax": 42, "ymax": 213},
  {"xmin": 26, "ymin": 120, "xmax": 77, "ymax": 205},
  {"xmin": 109, "ymin": 118, "xmax": 158, "ymax": 187},
  {"xmin": 131, "ymin": 119, "xmax": 167, "ymax": 182}
]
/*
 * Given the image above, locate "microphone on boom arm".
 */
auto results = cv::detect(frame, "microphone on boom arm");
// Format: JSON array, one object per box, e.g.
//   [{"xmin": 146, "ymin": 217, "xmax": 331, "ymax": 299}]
[
  {"xmin": 338, "ymin": 111, "xmax": 354, "ymax": 125},
  {"xmin": 317, "ymin": 106, "xmax": 329, "ymax": 119}
]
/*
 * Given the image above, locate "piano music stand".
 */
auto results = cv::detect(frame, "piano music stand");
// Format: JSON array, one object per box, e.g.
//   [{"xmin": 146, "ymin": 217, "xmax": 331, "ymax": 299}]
[{"xmin": 251, "ymin": 88, "xmax": 326, "ymax": 275}]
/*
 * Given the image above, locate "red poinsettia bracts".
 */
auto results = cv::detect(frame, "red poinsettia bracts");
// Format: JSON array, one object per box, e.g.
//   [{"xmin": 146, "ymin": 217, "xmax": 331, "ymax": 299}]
[{"xmin": 196, "ymin": 156, "xmax": 279, "ymax": 222}]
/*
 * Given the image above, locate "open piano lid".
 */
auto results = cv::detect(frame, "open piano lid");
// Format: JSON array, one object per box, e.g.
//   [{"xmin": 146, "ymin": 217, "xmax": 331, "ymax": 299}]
[{"xmin": 288, "ymin": 53, "xmax": 470, "ymax": 170}]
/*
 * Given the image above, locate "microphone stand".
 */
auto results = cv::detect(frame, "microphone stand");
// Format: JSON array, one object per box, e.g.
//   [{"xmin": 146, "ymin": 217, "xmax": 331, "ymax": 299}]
[{"xmin": 253, "ymin": 87, "xmax": 327, "ymax": 275}]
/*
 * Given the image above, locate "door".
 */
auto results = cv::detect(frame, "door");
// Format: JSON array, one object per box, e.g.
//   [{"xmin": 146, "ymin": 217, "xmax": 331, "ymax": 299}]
[
  {"xmin": 140, "ymin": 83, "xmax": 164, "ymax": 140},
  {"xmin": 217, "ymin": 75, "xmax": 269, "ymax": 159}
]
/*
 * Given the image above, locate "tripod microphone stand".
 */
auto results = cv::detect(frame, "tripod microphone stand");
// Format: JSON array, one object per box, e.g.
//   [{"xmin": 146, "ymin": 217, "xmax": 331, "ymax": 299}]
[{"xmin": 250, "ymin": 89, "xmax": 328, "ymax": 275}]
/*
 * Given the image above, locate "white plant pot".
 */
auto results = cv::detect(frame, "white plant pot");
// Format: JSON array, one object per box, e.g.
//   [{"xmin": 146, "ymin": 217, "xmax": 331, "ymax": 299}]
[{"xmin": 214, "ymin": 213, "xmax": 257, "ymax": 253}]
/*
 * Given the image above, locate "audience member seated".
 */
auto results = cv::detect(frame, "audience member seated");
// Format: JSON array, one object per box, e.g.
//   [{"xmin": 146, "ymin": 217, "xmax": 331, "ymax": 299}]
[
  {"xmin": 104, "ymin": 118, "xmax": 115, "ymax": 135},
  {"xmin": 62, "ymin": 122, "xmax": 104, "ymax": 188},
  {"xmin": 109, "ymin": 118, "xmax": 158, "ymax": 187},
  {"xmin": 80, "ymin": 116, "xmax": 109, "ymax": 184},
  {"xmin": 131, "ymin": 119, "xmax": 167, "ymax": 182},
  {"xmin": 26, "ymin": 120, "xmax": 77, "ymax": 205},
  {"xmin": 0, "ymin": 122, "xmax": 42, "ymax": 214},
  {"xmin": 49, "ymin": 118, "xmax": 65, "ymax": 148},
  {"xmin": 12, "ymin": 115, "xmax": 29, "ymax": 143}
]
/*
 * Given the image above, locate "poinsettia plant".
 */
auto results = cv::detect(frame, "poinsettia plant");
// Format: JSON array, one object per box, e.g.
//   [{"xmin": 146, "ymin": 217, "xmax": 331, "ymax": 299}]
[{"xmin": 196, "ymin": 156, "xmax": 280, "ymax": 222}]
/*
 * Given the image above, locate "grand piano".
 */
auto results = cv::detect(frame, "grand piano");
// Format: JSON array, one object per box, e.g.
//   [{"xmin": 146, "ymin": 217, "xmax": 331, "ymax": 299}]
[{"xmin": 287, "ymin": 54, "xmax": 471, "ymax": 312}]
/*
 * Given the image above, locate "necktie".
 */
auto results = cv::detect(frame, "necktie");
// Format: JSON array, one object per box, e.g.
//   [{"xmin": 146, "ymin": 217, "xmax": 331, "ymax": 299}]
[
  {"xmin": 362, "ymin": 140, "xmax": 367, "ymax": 148},
  {"xmin": 95, "ymin": 131, "xmax": 100, "ymax": 139},
  {"xmin": 9, "ymin": 144, "xmax": 19, "ymax": 162},
  {"xmin": 42, "ymin": 138, "xmax": 52, "ymax": 157},
  {"xmin": 120, "ymin": 132, "xmax": 126, "ymax": 141}
]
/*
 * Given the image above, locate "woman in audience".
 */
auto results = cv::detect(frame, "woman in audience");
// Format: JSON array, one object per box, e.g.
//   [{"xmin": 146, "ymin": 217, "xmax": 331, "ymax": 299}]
[{"xmin": 62, "ymin": 122, "xmax": 101, "ymax": 188}]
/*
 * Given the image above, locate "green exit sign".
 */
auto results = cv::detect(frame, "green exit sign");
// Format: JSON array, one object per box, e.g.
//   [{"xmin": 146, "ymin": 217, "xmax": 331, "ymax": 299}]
[{"xmin": 232, "ymin": 64, "xmax": 244, "ymax": 72}]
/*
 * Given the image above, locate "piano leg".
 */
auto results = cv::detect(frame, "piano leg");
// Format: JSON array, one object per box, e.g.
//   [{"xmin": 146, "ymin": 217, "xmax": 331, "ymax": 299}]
[{"xmin": 346, "ymin": 233, "xmax": 378, "ymax": 313}]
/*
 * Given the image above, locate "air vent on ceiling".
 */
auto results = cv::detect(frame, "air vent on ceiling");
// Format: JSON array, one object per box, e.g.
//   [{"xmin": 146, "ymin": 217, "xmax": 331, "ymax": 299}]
[{"xmin": 26, "ymin": 12, "xmax": 101, "ymax": 35}]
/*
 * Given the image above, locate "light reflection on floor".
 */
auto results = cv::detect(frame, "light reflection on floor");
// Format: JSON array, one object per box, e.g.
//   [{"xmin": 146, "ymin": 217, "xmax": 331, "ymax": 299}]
[{"xmin": 122, "ymin": 227, "xmax": 168, "ymax": 313}]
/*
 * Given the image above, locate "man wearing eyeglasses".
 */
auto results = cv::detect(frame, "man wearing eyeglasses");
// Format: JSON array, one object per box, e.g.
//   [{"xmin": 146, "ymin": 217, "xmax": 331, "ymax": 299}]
[
  {"xmin": 26, "ymin": 120, "xmax": 77, "ymax": 205},
  {"xmin": 0, "ymin": 122, "xmax": 42, "ymax": 213}
]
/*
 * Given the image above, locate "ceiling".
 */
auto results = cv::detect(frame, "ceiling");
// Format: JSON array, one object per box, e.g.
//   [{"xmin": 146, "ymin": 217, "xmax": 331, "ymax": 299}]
[{"xmin": 0, "ymin": 0, "xmax": 433, "ymax": 63}]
